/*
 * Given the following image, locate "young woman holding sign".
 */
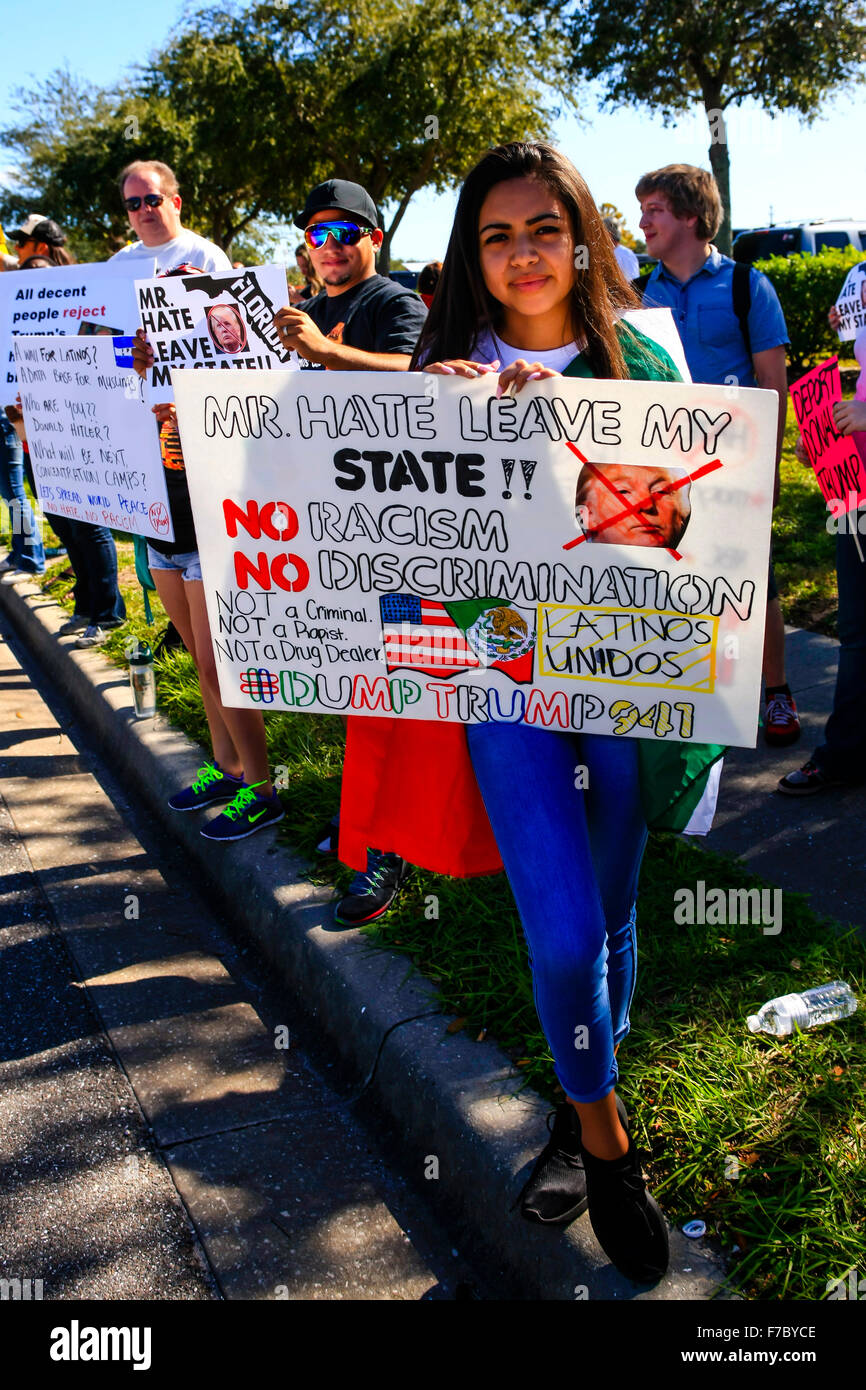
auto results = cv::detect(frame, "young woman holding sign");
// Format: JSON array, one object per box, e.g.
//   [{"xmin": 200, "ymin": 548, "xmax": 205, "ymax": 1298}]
[
  {"xmin": 339, "ymin": 142, "xmax": 722, "ymax": 1283},
  {"xmin": 131, "ymin": 267, "xmax": 283, "ymax": 842}
]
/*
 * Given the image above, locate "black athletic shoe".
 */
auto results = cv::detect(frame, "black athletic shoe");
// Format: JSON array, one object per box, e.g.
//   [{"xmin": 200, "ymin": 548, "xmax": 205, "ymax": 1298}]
[
  {"xmin": 333, "ymin": 849, "xmax": 408, "ymax": 926},
  {"xmin": 519, "ymin": 1093, "xmax": 629, "ymax": 1227},
  {"xmin": 581, "ymin": 1135, "xmax": 669, "ymax": 1282},
  {"xmin": 777, "ymin": 759, "xmax": 844, "ymax": 796}
]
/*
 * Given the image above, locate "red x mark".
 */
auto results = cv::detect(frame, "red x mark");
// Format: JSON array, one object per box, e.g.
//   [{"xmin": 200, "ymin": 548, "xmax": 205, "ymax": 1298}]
[{"xmin": 562, "ymin": 442, "xmax": 723, "ymax": 561}]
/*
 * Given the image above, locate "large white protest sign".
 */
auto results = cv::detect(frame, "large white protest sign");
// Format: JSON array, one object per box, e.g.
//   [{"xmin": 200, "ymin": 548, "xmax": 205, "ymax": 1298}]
[
  {"xmin": 0, "ymin": 259, "xmax": 155, "ymax": 404},
  {"xmin": 174, "ymin": 370, "xmax": 777, "ymax": 748},
  {"xmin": 135, "ymin": 264, "xmax": 298, "ymax": 402},
  {"xmin": 833, "ymin": 260, "xmax": 866, "ymax": 341},
  {"xmin": 14, "ymin": 335, "xmax": 172, "ymax": 539}
]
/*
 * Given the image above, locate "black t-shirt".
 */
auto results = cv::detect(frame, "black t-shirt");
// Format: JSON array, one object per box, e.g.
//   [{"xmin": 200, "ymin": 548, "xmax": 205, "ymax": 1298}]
[
  {"xmin": 148, "ymin": 421, "xmax": 197, "ymax": 556},
  {"xmin": 301, "ymin": 274, "xmax": 427, "ymax": 365}
]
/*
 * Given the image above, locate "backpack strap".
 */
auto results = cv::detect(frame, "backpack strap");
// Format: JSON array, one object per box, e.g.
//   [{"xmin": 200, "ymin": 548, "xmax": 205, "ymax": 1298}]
[{"xmin": 732, "ymin": 261, "xmax": 752, "ymax": 360}]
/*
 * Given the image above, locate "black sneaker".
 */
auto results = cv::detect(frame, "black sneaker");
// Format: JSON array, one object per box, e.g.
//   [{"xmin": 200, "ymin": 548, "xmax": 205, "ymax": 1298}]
[
  {"xmin": 581, "ymin": 1136, "xmax": 669, "ymax": 1283},
  {"xmin": 333, "ymin": 849, "xmax": 408, "ymax": 926},
  {"xmin": 519, "ymin": 1094, "xmax": 629, "ymax": 1226},
  {"xmin": 777, "ymin": 759, "xmax": 843, "ymax": 796}
]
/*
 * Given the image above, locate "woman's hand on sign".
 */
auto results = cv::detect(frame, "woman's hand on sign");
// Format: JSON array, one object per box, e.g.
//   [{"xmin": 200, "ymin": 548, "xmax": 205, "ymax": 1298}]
[
  {"xmin": 495, "ymin": 359, "xmax": 561, "ymax": 398},
  {"xmin": 793, "ymin": 434, "xmax": 810, "ymax": 464},
  {"xmin": 833, "ymin": 399, "xmax": 866, "ymax": 435},
  {"xmin": 424, "ymin": 358, "xmax": 501, "ymax": 379},
  {"xmin": 828, "ymin": 305, "xmax": 842, "ymax": 332},
  {"xmin": 151, "ymin": 402, "xmax": 177, "ymax": 426},
  {"xmin": 132, "ymin": 329, "xmax": 154, "ymax": 381}
]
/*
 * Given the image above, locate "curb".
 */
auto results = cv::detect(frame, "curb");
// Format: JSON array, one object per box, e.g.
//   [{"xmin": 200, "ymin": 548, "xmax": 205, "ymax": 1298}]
[{"xmin": 0, "ymin": 574, "xmax": 729, "ymax": 1300}]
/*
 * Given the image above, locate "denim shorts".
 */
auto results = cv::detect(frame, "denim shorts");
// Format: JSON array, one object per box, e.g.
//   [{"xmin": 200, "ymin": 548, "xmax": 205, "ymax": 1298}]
[{"xmin": 146, "ymin": 545, "xmax": 202, "ymax": 583}]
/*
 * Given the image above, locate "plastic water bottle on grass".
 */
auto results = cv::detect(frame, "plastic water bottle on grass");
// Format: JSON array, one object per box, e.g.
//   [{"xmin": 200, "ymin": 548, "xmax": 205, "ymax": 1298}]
[
  {"xmin": 746, "ymin": 982, "xmax": 858, "ymax": 1037},
  {"xmin": 127, "ymin": 639, "xmax": 156, "ymax": 719}
]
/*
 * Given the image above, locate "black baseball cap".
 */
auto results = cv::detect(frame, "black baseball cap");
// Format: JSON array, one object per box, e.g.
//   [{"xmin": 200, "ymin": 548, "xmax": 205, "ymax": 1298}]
[
  {"xmin": 11, "ymin": 215, "xmax": 66, "ymax": 247},
  {"xmin": 294, "ymin": 180, "xmax": 379, "ymax": 231}
]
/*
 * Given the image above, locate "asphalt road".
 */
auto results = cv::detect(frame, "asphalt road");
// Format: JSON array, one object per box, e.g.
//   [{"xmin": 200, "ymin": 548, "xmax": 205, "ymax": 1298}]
[{"xmin": 0, "ymin": 616, "xmax": 484, "ymax": 1301}]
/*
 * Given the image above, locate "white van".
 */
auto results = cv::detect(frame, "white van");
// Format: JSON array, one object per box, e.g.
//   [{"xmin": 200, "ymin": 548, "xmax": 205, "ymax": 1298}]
[{"xmin": 733, "ymin": 221, "xmax": 866, "ymax": 263}]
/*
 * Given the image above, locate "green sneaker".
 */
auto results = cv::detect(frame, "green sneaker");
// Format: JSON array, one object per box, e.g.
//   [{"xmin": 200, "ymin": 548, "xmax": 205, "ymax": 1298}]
[
  {"xmin": 168, "ymin": 761, "xmax": 244, "ymax": 811},
  {"xmin": 200, "ymin": 782, "xmax": 284, "ymax": 842}
]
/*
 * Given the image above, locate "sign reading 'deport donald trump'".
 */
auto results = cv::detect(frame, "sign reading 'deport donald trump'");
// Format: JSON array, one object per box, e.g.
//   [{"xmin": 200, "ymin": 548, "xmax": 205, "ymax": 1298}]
[
  {"xmin": 173, "ymin": 369, "xmax": 778, "ymax": 748},
  {"xmin": 789, "ymin": 356, "xmax": 866, "ymax": 515}
]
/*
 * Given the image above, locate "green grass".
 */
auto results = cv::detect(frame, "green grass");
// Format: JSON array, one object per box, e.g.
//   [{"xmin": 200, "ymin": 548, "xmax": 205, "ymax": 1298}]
[{"xmin": 15, "ymin": 479, "xmax": 863, "ymax": 1301}]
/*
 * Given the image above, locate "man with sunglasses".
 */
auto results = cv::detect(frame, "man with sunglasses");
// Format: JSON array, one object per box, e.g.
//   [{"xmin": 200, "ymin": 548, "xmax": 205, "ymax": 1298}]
[
  {"xmin": 273, "ymin": 180, "xmax": 426, "ymax": 370},
  {"xmin": 110, "ymin": 161, "xmax": 231, "ymax": 274},
  {"xmin": 275, "ymin": 180, "xmax": 427, "ymax": 929}
]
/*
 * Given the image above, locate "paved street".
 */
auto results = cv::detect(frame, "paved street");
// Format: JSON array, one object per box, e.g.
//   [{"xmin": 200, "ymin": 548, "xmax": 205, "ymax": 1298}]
[{"xmin": 0, "ymin": 617, "xmax": 483, "ymax": 1301}]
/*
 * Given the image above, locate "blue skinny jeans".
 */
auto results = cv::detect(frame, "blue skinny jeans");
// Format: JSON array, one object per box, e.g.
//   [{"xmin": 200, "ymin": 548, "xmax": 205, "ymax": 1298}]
[
  {"xmin": 0, "ymin": 416, "xmax": 45, "ymax": 573},
  {"xmin": 466, "ymin": 723, "xmax": 648, "ymax": 1103}
]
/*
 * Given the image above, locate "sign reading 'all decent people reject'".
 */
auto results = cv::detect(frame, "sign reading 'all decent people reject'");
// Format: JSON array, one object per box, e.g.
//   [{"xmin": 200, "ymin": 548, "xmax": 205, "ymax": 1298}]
[
  {"xmin": 173, "ymin": 370, "xmax": 778, "ymax": 748},
  {"xmin": 0, "ymin": 259, "xmax": 154, "ymax": 403}
]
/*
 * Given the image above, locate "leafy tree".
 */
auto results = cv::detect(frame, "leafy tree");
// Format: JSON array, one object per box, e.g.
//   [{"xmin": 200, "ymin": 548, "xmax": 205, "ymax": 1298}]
[
  {"xmin": 568, "ymin": 1, "xmax": 866, "ymax": 253},
  {"xmin": 242, "ymin": 0, "xmax": 570, "ymax": 272},
  {"xmin": 2, "ymin": 2, "xmax": 572, "ymax": 268}
]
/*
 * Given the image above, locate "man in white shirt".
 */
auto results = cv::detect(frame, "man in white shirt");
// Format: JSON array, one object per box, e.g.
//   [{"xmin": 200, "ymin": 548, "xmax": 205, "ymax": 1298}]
[
  {"xmin": 603, "ymin": 216, "xmax": 640, "ymax": 280},
  {"xmin": 110, "ymin": 161, "xmax": 231, "ymax": 274}
]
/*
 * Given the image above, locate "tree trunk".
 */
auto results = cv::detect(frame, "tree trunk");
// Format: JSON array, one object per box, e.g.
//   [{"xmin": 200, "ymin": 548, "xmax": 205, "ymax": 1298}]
[
  {"xmin": 379, "ymin": 185, "xmax": 417, "ymax": 277},
  {"xmin": 704, "ymin": 97, "xmax": 732, "ymax": 256},
  {"xmin": 378, "ymin": 147, "xmax": 437, "ymax": 278}
]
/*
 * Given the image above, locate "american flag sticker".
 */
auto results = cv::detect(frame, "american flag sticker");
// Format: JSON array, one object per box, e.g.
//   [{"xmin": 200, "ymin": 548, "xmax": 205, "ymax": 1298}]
[
  {"xmin": 380, "ymin": 594, "xmax": 480, "ymax": 679},
  {"xmin": 379, "ymin": 594, "xmax": 535, "ymax": 683}
]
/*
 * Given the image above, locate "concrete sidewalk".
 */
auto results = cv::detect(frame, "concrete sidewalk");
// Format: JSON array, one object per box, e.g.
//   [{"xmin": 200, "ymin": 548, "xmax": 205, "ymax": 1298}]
[
  {"xmin": 2, "ymin": 569, "xmax": 804, "ymax": 1300},
  {"xmin": 0, "ymin": 629, "xmax": 480, "ymax": 1299}
]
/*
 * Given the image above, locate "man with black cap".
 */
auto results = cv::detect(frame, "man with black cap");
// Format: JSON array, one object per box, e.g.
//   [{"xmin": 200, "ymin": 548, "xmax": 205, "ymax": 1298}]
[
  {"xmin": 274, "ymin": 179, "xmax": 427, "ymax": 928},
  {"xmin": 9, "ymin": 214, "xmax": 69, "ymax": 265},
  {"xmin": 274, "ymin": 179, "xmax": 426, "ymax": 369}
]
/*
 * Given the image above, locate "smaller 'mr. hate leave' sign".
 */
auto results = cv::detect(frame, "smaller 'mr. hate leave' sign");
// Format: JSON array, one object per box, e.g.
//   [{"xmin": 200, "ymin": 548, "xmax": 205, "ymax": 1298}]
[
  {"xmin": 134, "ymin": 265, "xmax": 299, "ymax": 402},
  {"xmin": 0, "ymin": 259, "xmax": 153, "ymax": 403}
]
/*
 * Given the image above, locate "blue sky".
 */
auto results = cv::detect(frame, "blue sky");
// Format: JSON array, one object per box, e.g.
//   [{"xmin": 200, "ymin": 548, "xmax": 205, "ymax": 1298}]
[{"xmin": 3, "ymin": 0, "xmax": 864, "ymax": 261}]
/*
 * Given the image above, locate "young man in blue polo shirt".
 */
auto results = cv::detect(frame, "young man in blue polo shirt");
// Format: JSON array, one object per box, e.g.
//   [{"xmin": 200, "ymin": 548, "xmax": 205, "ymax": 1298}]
[{"xmin": 636, "ymin": 164, "xmax": 799, "ymax": 746}]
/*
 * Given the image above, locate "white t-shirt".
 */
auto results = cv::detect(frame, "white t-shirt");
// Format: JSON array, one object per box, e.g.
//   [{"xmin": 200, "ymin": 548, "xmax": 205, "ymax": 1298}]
[
  {"xmin": 614, "ymin": 243, "xmax": 640, "ymax": 280},
  {"xmin": 472, "ymin": 330, "xmax": 580, "ymax": 371},
  {"xmin": 110, "ymin": 228, "xmax": 232, "ymax": 275}
]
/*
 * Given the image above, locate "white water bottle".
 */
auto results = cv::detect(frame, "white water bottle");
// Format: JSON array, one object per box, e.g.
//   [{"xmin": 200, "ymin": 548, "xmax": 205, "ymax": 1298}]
[{"xmin": 746, "ymin": 981, "xmax": 858, "ymax": 1037}]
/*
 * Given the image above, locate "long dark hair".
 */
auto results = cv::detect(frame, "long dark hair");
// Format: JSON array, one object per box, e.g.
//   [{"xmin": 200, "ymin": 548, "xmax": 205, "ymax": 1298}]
[{"xmin": 412, "ymin": 141, "xmax": 642, "ymax": 379}]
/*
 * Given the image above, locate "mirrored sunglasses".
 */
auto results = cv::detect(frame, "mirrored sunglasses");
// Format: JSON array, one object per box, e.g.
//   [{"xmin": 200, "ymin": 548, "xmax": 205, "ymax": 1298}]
[
  {"xmin": 304, "ymin": 220, "xmax": 373, "ymax": 250},
  {"xmin": 124, "ymin": 194, "xmax": 166, "ymax": 211}
]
